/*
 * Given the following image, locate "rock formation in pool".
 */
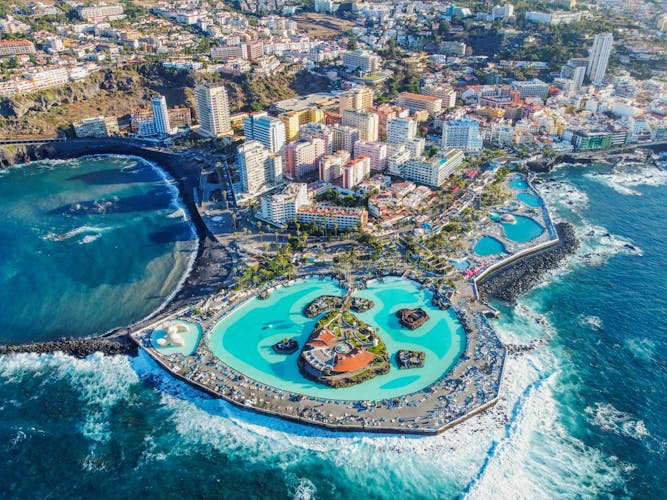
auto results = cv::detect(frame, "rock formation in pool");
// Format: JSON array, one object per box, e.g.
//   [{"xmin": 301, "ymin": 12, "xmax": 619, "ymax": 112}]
[
  {"xmin": 396, "ymin": 350, "xmax": 426, "ymax": 369},
  {"xmin": 396, "ymin": 308, "xmax": 430, "ymax": 329},
  {"xmin": 272, "ymin": 338, "xmax": 298, "ymax": 354}
]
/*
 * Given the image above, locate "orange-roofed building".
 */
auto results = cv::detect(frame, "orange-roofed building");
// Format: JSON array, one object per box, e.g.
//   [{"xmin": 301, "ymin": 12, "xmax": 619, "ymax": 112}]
[
  {"xmin": 306, "ymin": 328, "xmax": 337, "ymax": 348},
  {"xmin": 333, "ymin": 350, "xmax": 376, "ymax": 373}
]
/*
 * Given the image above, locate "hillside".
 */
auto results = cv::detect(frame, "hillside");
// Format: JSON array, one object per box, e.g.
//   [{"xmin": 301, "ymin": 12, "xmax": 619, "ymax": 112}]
[{"xmin": 0, "ymin": 64, "xmax": 332, "ymax": 138}]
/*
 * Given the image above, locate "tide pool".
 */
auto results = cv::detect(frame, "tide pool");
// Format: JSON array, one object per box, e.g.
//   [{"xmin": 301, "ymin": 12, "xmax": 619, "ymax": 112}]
[
  {"xmin": 208, "ymin": 277, "xmax": 465, "ymax": 400},
  {"xmin": 517, "ymin": 192, "xmax": 542, "ymax": 208}
]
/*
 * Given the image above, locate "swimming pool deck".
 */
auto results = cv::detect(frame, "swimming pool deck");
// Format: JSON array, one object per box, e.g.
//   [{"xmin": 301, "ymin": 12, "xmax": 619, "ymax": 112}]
[{"xmin": 128, "ymin": 174, "xmax": 555, "ymax": 435}]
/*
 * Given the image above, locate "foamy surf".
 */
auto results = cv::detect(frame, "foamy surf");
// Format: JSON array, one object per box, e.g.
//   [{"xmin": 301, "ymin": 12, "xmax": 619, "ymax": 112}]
[
  {"xmin": 585, "ymin": 402, "xmax": 650, "ymax": 440},
  {"xmin": 584, "ymin": 164, "xmax": 667, "ymax": 196}
]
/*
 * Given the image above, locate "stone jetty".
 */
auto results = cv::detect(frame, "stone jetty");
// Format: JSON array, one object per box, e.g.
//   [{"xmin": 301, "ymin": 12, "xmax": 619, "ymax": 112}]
[{"xmin": 0, "ymin": 333, "xmax": 137, "ymax": 358}]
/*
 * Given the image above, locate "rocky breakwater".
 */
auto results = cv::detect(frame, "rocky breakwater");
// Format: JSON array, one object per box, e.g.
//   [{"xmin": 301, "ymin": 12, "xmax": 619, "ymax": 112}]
[
  {"xmin": 477, "ymin": 222, "xmax": 578, "ymax": 302},
  {"xmin": 0, "ymin": 332, "xmax": 137, "ymax": 358}
]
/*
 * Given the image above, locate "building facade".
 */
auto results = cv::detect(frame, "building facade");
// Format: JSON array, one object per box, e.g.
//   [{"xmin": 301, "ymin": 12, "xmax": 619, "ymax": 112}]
[{"xmin": 194, "ymin": 83, "xmax": 232, "ymax": 137}]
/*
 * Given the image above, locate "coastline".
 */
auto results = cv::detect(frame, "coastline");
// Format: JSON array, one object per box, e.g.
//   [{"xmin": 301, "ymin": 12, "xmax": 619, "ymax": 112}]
[{"xmin": 0, "ymin": 143, "xmax": 574, "ymax": 433}]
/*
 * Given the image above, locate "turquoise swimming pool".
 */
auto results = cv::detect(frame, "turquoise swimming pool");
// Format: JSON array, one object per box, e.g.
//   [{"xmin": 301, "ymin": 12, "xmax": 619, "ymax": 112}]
[
  {"xmin": 501, "ymin": 215, "xmax": 545, "ymax": 242},
  {"xmin": 151, "ymin": 320, "xmax": 202, "ymax": 356},
  {"xmin": 208, "ymin": 278, "xmax": 465, "ymax": 400},
  {"xmin": 474, "ymin": 236, "xmax": 506, "ymax": 256},
  {"xmin": 517, "ymin": 192, "xmax": 542, "ymax": 208}
]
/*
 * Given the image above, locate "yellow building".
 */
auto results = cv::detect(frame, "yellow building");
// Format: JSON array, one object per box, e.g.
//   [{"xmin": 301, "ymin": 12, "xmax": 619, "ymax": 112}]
[{"xmin": 280, "ymin": 108, "xmax": 325, "ymax": 142}]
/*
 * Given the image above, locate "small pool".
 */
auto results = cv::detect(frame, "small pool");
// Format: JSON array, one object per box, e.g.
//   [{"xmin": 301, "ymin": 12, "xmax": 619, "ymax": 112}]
[
  {"xmin": 509, "ymin": 176, "xmax": 529, "ymax": 190},
  {"xmin": 517, "ymin": 192, "xmax": 542, "ymax": 208},
  {"xmin": 501, "ymin": 215, "xmax": 544, "ymax": 242},
  {"xmin": 474, "ymin": 236, "xmax": 506, "ymax": 256},
  {"xmin": 151, "ymin": 320, "xmax": 202, "ymax": 356},
  {"xmin": 450, "ymin": 258, "xmax": 470, "ymax": 270}
]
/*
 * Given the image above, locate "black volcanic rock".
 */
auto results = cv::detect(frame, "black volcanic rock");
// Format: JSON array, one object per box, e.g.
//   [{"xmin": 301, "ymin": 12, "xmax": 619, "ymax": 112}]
[{"xmin": 477, "ymin": 222, "xmax": 578, "ymax": 303}]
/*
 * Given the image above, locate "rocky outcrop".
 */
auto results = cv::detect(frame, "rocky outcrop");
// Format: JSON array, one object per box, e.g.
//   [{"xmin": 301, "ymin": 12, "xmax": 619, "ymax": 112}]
[
  {"xmin": 0, "ymin": 143, "xmax": 56, "ymax": 169},
  {"xmin": 0, "ymin": 334, "xmax": 137, "ymax": 358},
  {"xmin": 477, "ymin": 222, "xmax": 578, "ymax": 302}
]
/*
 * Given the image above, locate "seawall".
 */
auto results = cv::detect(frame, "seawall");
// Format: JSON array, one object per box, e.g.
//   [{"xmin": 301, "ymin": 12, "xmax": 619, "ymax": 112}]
[{"xmin": 476, "ymin": 222, "xmax": 578, "ymax": 302}]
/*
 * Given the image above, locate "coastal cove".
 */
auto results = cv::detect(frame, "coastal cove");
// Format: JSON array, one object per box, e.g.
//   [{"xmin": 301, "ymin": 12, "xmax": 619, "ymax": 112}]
[{"xmin": 0, "ymin": 139, "xmax": 232, "ymax": 343}]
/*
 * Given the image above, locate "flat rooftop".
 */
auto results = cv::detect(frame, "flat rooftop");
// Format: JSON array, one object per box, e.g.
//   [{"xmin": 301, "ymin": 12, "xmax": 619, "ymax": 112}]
[{"xmin": 272, "ymin": 92, "xmax": 337, "ymax": 113}]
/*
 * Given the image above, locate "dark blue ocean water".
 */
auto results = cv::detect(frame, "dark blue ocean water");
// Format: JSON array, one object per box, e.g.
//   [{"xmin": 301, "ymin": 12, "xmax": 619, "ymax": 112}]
[
  {"xmin": 0, "ymin": 156, "xmax": 197, "ymax": 343},
  {"xmin": 0, "ymin": 161, "xmax": 664, "ymax": 499}
]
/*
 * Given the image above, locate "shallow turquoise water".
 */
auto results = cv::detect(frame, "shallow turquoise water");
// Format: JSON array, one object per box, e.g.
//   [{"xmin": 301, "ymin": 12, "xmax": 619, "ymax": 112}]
[
  {"xmin": 208, "ymin": 277, "xmax": 465, "ymax": 400},
  {"xmin": 501, "ymin": 215, "xmax": 544, "ymax": 242},
  {"xmin": 517, "ymin": 192, "xmax": 542, "ymax": 208},
  {"xmin": 151, "ymin": 320, "xmax": 202, "ymax": 356},
  {"xmin": 474, "ymin": 236, "xmax": 506, "ymax": 256},
  {"xmin": 450, "ymin": 259, "xmax": 470, "ymax": 270}
]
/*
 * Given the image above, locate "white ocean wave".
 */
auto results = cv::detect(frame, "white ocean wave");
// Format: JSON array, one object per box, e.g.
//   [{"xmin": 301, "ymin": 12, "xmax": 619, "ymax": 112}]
[
  {"xmin": 78, "ymin": 234, "xmax": 101, "ymax": 245},
  {"xmin": 0, "ymin": 352, "xmax": 139, "ymax": 444},
  {"xmin": 585, "ymin": 402, "xmax": 650, "ymax": 440},
  {"xmin": 577, "ymin": 314, "xmax": 603, "ymax": 331},
  {"xmin": 584, "ymin": 164, "xmax": 667, "ymax": 196},
  {"xmin": 286, "ymin": 475, "xmax": 318, "ymax": 500},
  {"xmin": 537, "ymin": 178, "xmax": 589, "ymax": 216},
  {"xmin": 624, "ymin": 337, "xmax": 656, "ymax": 362},
  {"xmin": 42, "ymin": 224, "xmax": 112, "ymax": 243}
]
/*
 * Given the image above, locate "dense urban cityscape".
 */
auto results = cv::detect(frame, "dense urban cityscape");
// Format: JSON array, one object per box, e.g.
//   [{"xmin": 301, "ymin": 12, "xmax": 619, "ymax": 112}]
[{"xmin": 0, "ymin": 0, "xmax": 665, "ymax": 498}]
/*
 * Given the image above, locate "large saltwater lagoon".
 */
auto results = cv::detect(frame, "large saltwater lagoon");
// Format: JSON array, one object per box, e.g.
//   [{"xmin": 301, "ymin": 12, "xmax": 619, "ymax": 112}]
[{"xmin": 208, "ymin": 277, "xmax": 465, "ymax": 400}]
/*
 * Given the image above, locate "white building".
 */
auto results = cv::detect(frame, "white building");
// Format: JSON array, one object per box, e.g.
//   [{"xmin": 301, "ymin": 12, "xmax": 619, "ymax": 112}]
[
  {"xmin": 586, "ymin": 33, "xmax": 613, "ymax": 85},
  {"xmin": 387, "ymin": 117, "xmax": 417, "ymax": 144},
  {"xmin": 354, "ymin": 141, "xmax": 387, "ymax": 172},
  {"xmin": 73, "ymin": 116, "xmax": 119, "ymax": 138},
  {"xmin": 238, "ymin": 140, "xmax": 283, "ymax": 195},
  {"xmin": 319, "ymin": 151, "xmax": 350, "ymax": 183},
  {"xmin": 342, "ymin": 156, "xmax": 371, "ymax": 189},
  {"xmin": 441, "ymin": 119, "xmax": 483, "ymax": 152},
  {"xmin": 296, "ymin": 204, "xmax": 368, "ymax": 230},
  {"xmin": 331, "ymin": 124, "xmax": 360, "ymax": 154},
  {"xmin": 492, "ymin": 4, "xmax": 514, "ymax": 20},
  {"xmin": 300, "ymin": 122, "xmax": 333, "ymax": 154},
  {"xmin": 151, "ymin": 95, "xmax": 172, "ymax": 135},
  {"xmin": 400, "ymin": 148, "xmax": 464, "ymax": 187},
  {"xmin": 194, "ymin": 83, "xmax": 232, "ymax": 137},
  {"xmin": 342, "ymin": 50, "xmax": 381, "ymax": 75},
  {"xmin": 259, "ymin": 182, "xmax": 308, "ymax": 226},
  {"xmin": 421, "ymin": 84, "xmax": 457, "ymax": 109},
  {"xmin": 511, "ymin": 79, "xmax": 550, "ymax": 99},
  {"xmin": 244, "ymin": 113, "xmax": 286, "ymax": 153}
]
